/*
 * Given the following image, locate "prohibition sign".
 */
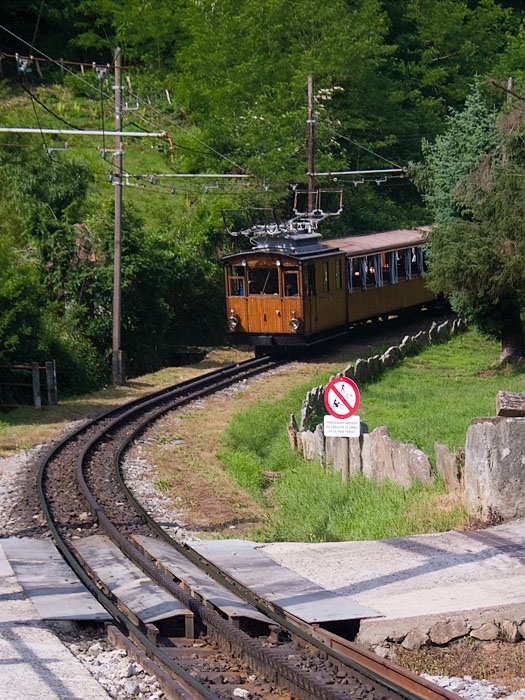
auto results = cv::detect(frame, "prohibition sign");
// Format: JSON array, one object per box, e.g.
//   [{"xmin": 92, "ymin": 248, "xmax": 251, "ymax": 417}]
[{"xmin": 324, "ymin": 377, "xmax": 360, "ymax": 419}]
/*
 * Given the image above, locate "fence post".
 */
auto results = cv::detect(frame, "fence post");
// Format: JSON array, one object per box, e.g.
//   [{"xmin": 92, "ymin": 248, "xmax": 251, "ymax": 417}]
[
  {"xmin": 32, "ymin": 362, "xmax": 41, "ymax": 409},
  {"xmin": 46, "ymin": 360, "xmax": 58, "ymax": 405},
  {"xmin": 341, "ymin": 437, "xmax": 349, "ymax": 483}
]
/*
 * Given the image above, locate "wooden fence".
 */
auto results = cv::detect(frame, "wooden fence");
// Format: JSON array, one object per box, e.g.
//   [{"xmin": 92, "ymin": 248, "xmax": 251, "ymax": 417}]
[{"xmin": 0, "ymin": 361, "xmax": 58, "ymax": 409}]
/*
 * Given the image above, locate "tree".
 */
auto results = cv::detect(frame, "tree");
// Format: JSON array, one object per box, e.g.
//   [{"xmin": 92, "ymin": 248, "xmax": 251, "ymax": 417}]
[{"xmin": 412, "ymin": 83, "xmax": 525, "ymax": 360}]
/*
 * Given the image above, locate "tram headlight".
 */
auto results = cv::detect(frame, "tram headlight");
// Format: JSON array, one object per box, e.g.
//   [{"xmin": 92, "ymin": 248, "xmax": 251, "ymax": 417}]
[
  {"xmin": 289, "ymin": 314, "xmax": 301, "ymax": 332},
  {"xmin": 227, "ymin": 313, "xmax": 239, "ymax": 330}
]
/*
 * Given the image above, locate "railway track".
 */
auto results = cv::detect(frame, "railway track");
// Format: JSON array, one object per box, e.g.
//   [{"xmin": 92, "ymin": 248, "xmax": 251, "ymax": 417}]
[{"xmin": 37, "ymin": 355, "xmax": 463, "ymax": 700}]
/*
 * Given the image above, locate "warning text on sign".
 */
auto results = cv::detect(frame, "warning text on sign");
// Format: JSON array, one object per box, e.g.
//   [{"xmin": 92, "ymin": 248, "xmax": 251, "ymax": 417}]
[{"xmin": 323, "ymin": 415, "xmax": 361, "ymax": 438}]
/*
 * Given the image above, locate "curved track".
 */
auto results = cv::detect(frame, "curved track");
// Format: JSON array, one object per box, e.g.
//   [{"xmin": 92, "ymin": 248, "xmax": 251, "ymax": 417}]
[{"xmin": 37, "ymin": 356, "xmax": 463, "ymax": 700}]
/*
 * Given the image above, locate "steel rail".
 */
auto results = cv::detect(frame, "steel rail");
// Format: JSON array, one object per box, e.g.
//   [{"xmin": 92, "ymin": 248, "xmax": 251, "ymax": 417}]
[
  {"xmin": 72, "ymin": 359, "xmax": 361, "ymax": 700},
  {"xmin": 36, "ymin": 357, "xmax": 277, "ymax": 700}
]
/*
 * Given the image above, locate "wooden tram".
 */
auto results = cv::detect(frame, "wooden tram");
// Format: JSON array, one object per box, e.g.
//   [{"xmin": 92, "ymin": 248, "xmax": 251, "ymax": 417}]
[{"xmin": 223, "ymin": 226, "xmax": 435, "ymax": 356}]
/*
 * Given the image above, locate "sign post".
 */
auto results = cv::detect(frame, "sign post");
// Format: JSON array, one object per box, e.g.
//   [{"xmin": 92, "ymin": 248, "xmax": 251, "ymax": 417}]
[{"xmin": 323, "ymin": 377, "xmax": 361, "ymax": 482}]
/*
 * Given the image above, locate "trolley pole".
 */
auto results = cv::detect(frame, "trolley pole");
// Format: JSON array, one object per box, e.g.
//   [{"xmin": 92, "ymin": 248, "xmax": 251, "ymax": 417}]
[
  {"xmin": 112, "ymin": 46, "xmax": 124, "ymax": 385},
  {"xmin": 307, "ymin": 74, "xmax": 315, "ymax": 216}
]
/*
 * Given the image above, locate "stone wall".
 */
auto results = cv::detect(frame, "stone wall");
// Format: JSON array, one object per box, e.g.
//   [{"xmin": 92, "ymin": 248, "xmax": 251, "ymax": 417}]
[
  {"xmin": 296, "ymin": 318, "xmax": 467, "ymax": 435},
  {"xmin": 290, "ymin": 317, "xmax": 525, "ymax": 523},
  {"xmin": 290, "ymin": 317, "xmax": 468, "ymax": 489}
]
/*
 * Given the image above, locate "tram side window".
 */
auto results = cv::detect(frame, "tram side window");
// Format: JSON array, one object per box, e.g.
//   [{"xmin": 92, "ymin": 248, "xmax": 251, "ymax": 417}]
[
  {"xmin": 228, "ymin": 265, "xmax": 246, "ymax": 296},
  {"xmin": 248, "ymin": 266, "xmax": 279, "ymax": 295},
  {"xmin": 397, "ymin": 250, "xmax": 407, "ymax": 279},
  {"xmin": 366, "ymin": 256, "xmax": 376, "ymax": 287},
  {"xmin": 322, "ymin": 260, "xmax": 330, "ymax": 292},
  {"xmin": 284, "ymin": 269, "xmax": 299, "ymax": 297},
  {"xmin": 381, "ymin": 253, "xmax": 390, "ymax": 284},
  {"xmin": 304, "ymin": 263, "xmax": 316, "ymax": 296},
  {"xmin": 335, "ymin": 258, "xmax": 343, "ymax": 290}
]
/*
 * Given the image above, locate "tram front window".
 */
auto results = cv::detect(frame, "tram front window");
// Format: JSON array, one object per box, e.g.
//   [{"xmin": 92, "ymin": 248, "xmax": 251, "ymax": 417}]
[
  {"xmin": 284, "ymin": 271, "xmax": 299, "ymax": 296},
  {"xmin": 248, "ymin": 267, "xmax": 279, "ymax": 295}
]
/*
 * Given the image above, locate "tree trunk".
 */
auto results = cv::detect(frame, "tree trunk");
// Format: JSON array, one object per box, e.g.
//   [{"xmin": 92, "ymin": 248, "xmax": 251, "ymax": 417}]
[{"xmin": 499, "ymin": 312, "xmax": 525, "ymax": 362}]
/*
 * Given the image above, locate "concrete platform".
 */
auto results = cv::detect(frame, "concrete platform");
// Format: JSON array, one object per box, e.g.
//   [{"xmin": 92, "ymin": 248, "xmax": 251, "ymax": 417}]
[
  {"xmin": 0, "ymin": 539, "xmax": 111, "ymax": 700},
  {"xmin": 73, "ymin": 534, "xmax": 194, "ymax": 637},
  {"xmin": 259, "ymin": 519, "xmax": 525, "ymax": 645},
  {"xmin": 133, "ymin": 534, "xmax": 272, "ymax": 625},
  {"xmin": 191, "ymin": 538, "xmax": 381, "ymax": 625},
  {"xmin": 2, "ymin": 537, "xmax": 110, "ymax": 622}
]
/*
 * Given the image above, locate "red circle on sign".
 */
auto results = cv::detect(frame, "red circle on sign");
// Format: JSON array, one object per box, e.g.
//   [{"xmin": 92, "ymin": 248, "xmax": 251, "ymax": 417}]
[{"xmin": 324, "ymin": 377, "xmax": 360, "ymax": 419}]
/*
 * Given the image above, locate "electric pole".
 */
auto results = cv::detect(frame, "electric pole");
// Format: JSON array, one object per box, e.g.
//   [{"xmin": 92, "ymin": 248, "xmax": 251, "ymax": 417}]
[
  {"xmin": 307, "ymin": 74, "xmax": 315, "ymax": 216},
  {"xmin": 112, "ymin": 46, "xmax": 124, "ymax": 385}
]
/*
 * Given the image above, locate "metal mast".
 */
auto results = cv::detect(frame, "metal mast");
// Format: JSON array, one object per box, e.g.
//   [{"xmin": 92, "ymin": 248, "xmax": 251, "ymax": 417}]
[
  {"xmin": 112, "ymin": 47, "xmax": 124, "ymax": 385},
  {"xmin": 307, "ymin": 74, "xmax": 315, "ymax": 216}
]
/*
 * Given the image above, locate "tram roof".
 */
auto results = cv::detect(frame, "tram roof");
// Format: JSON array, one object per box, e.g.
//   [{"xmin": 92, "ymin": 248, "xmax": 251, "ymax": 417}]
[
  {"xmin": 222, "ymin": 226, "xmax": 431, "ymax": 263},
  {"xmin": 323, "ymin": 226, "xmax": 430, "ymax": 257}
]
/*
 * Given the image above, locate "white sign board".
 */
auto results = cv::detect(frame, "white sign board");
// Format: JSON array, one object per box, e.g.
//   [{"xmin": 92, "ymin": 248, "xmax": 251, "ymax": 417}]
[{"xmin": 323, "ymin": 415, "xmax": 361, "ymax": 438}]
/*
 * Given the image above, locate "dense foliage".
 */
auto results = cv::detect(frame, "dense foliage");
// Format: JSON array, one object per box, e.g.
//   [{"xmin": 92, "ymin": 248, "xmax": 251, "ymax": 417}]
[
  {"xmin": 1, "ymin": 1, "xmax": 525, "ymax": 393},
  {"xmin": 412, "ymin": 84, "xmax": 525, "ymax": 359}
]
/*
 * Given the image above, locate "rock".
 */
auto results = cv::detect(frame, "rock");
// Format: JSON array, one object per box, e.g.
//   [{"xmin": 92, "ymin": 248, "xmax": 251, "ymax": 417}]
[
  {"xmin": 463, "ymin": 417, "xmax": 525, "ymax": 521},
  {"xmin": 287, "ymin": 414, "xmax": 298, "ymax": 450},
  {"xmin": 361, "ymin": 427, "xmax": 390, "ymax": 482},
  {"xmin": 361, "ymin": 426, "xmax": 433, "ymax": 488},
  {"xmin": 412, "ymin": 330, "xmax": 429, "ymax": 351},
  {"xmin": 402, "ymin": 629, "xmax": 430, "ymax": 650},
  {"xmin": 367, "ymin": 354, "xmax": 381, "ymax": 379},
  {"xmin": 233, "ymin": 689, "xmax": 251, "ymax": 699},
  {"xmin": 496, "ymin": 391, "xmax": 525, "ymax": 418},
  {"xmin": 343, "ymin": 364, "xmax": 355, "ymax": 380},
  {"xmin": 436, "ymin": 320, "xmax": 451, "ymax": 343},
  {"xmin": 499, "ymin": 620, "xmax": 521, "ymax": 643},
  {"xmin": 434, "ymin": 442, "xmax": 462, "ymax": 495},
  {"xmin": 429, "ymin": 619, "xmax": 469, "ymax": 645},
  {"xmin": 470, "ymin": 622, "xmax": 500, "ymax": 641},
  {"xmin": 354, "ymin": 358, "xmax": 369, "ymax": 384}
]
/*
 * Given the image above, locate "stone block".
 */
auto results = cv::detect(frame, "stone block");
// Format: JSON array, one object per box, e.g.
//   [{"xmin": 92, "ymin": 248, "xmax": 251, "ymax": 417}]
[
  {"xmin": 406, "ymin": 444, "xmax": 434, "ymax": 487},
  {"xmin": 500, "ymin": 620, "xmax": 520, "ymax": 643},
  {"xmin": 287, "ymin": 414, "xmax": 298, "ymax": 450},
  {"xmin": 343, "ymin": 364, "xmax": 355, "ymax": 380},
  {"xmin": 429, "ymin": 619, "xmax": 469, "ymax": 645},
  {"xmin": 362, "ymin": 427, "xmax": 391, "ymax": 482},
  {"xmin": 354, "ymin": 358, "xmax": 369, "ymax": 384},
  {"xmin": 436, "ymin": 320, "xmax": 451, "ymax": 342},
  {"xmin": 463, "ymin": 417, "xmax": 525, "ymax": 521},
  {"xmin": 367, "ymin": 355, "xmax": 381, "ymax": 379},
  {"xmin": 381, "ymin": 345, "xmax": 402, "ymax": 367},
  {"xmin": 389, "ymin": 440, "xmax": 413, "ymax": 488},
  {"xmin": 434, "ymin": 442, "xmax": 462, "ymax": 495},
  {"xmin": 470, "ymin": 622, "xmax": 500, "ymax": 641},
  {"xmin": 348, "ymin": 435, "xmax": 363, "ymax": 476},
  {"xmin": 413, "ymin": 330, "xmax": 429, "ymax": 351},
  {"xmin": 402, "ymin": 629, "xmax": 430, "ymax": 650},
  {"xmin": 496, "ymin": 391, "xmax": 525, "ymax": 417},
  {"xmin": 428, "ymin": 321, "xmax": 439, "ymax": 344}
]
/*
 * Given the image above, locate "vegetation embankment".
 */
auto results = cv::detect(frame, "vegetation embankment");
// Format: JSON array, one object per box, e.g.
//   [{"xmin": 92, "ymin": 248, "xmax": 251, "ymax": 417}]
[
  {"xmin": 218, "ymin": 328, "xmax": 525, "ymax": 543},
  {"xmin": 2, "ymin": 328, "xmax": 524, "ymax": 543}
]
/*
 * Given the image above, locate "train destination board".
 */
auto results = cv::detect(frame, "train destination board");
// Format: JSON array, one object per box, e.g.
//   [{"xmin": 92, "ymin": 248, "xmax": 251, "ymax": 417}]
[{"xmin": 324, "ymin": 377, "xmax": 360, "ymax": 419}]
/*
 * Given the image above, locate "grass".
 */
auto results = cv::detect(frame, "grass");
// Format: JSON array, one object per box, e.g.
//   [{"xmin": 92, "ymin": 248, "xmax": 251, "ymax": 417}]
[
  {"xmin": 219, "ymin": 328, "xmax": 525, "ymax": 542},
  {"xmin": 0, "ymin": 348, "xmax": 252, "ymax": 457},
  {"xmin": 359, "ymin": 331, "xmax": 525, "ymax": 456}
]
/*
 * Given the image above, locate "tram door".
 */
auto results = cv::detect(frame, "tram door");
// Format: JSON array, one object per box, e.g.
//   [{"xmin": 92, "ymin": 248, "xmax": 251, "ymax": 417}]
[{"xmin": 247, "ymin": 264, "xmax": 284, "ymax": 333}]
